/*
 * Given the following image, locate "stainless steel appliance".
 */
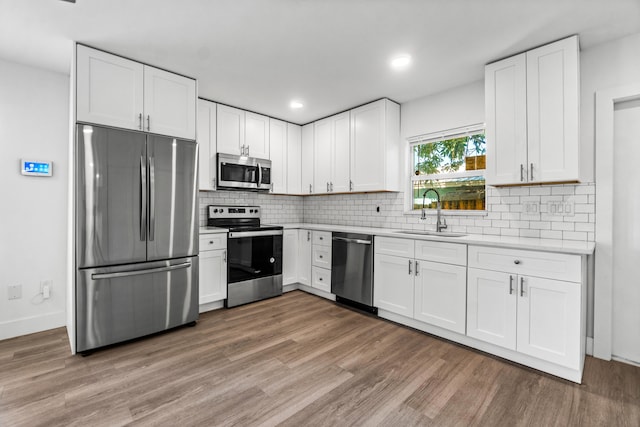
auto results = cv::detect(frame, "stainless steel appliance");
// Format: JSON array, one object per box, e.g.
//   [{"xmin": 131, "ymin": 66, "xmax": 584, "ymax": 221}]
[
  {"xmin": 217, "ymin": 153, "xmax": 272, "ymax": 191},
  {"xmin": 331, "ymin": 232, "xmax": 376, "ymax": 313},
  {"xmin": 207, "ymin": 205, "xmax": 283, "ymax": 307},
  {"xmin": 75, "ymin": 124, "xmax": 199, "ymax": 353}
]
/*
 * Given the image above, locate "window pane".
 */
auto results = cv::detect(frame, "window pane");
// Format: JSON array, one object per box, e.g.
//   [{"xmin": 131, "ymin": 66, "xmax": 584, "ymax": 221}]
[
  {"xmin": 412, "ymin": 177, "xmax": 486, "ymax": 211},
  {"xmin": 413, "ymin": 133, "xmax": 486, "ymax": 176}
]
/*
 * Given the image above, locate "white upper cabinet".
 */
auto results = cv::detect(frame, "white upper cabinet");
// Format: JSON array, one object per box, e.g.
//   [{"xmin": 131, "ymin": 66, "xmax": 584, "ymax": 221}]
[
  {"xmin": 287, "ymin": 123, "xmax": 302, "ymax": 194},
  {"xmin": 143, "ymin": 66, "xmax": 196, "ymax": 140},
  {"xmin": 76, "ymin": 45, "xmax": 196, "ymax": 139},
  {"xmin": 269, "ymin": 118, "xmax": 287, "ymax": 193},
  {"xmin": 350, "ymin": 99, "xmax": 401, "ymax": 192},
  {"xmin": 216, "ymin": 105, "xmax": 245, "ymax": 156},
  {"xmin": 197, "ymin": 99, "xmax": 217, "ymax": 191},
  {"xmin": 314, "ymin": 112, "xmax": 350, "ymax": 193},
  {"xmin": 485, "ymin": 36, "xmax": 579, "ymax": 186},
  {"xmin": 245, "ymin": 112, "xmax": 270, "ymax": 159},
  {"xmin": 301, "ymin": 124, "xmax": 314, "ymax": 194},
  {"xmin": 77, "ymin": 45, "xmax": 144, "ymax": 131},
  {"xmin": 216, "ymin": 106, "xmax": 270, "ymax": 158}
]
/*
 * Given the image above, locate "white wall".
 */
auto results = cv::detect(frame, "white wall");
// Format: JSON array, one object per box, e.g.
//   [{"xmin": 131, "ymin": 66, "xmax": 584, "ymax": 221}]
[
  {"xmin": 0, "ymin": 59, "xmax": 69, "ymax": 340},
  {"xmin": 580, "ymin": 32, "xmax": 640, "ymax": 182}
]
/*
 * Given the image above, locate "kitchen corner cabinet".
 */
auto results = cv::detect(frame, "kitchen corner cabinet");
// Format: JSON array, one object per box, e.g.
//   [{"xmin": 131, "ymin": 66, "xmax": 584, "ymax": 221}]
[
  {"xmin": 374, "ymin": 237, "xmax": 467, "ymax": 333},
  {"xmin": 485, "ymin": 36, "xmax": 579, "ymax": 186},
  {"xmin": 199, "ymin": 235, "xmax": 227, "ymax": 305},
  {"xmin": 301, "ymin": 124, "xmax": 314, "ymax": 194},
  {"xmin": 283, "ymin": 229, "xmax": 298, "ymax": 285},
  {"xmin": 197, "ymin": 99, "xmax": 217, "ymax": 191},
  {"xmin": 76, "ymin": 45, "xmax": 196, "ymax": 140},
  {"xmin": 467, "ymin": 245, "xmax": 583, "ymax": 369},
  {"xmin": 217, "ymin": 105, "xmax": 270, "ymax": 159},
  {"xmin": 270, "ymin": 118, "xmax": 287, "ymax": 193},
  {"xmin": 350, "ymin": 99, "xmax": 402, "ymax": 192},
  {"xmin": 287, "ymin": 123, "xmax": 302, "ymax": 194},
  {"xmin": 314, "ymin": 112, "xmax": 350, "ymax": 193},
  {"xmin": 297, "ymin": 229, "xmax": 312, "ymax": 286}
]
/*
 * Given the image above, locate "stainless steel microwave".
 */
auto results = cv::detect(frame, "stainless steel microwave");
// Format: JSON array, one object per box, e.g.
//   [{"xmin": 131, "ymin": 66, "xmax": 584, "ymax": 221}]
[{"xmin": 217, "ymin": 153, "xmax": 272, "ymax": 191}]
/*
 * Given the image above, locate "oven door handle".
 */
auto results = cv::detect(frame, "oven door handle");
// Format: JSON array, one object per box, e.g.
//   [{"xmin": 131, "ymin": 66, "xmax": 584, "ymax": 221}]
[{"xmin": 228, "ymin": 230, "xmax": 283, "ymax": 239}]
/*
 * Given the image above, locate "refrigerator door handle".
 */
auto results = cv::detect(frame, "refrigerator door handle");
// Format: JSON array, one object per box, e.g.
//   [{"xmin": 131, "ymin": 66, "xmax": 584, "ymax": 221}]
[
  {"xmin": 91, "ymin": 262, "xmax": 191, "ymax": 280},
  {"xmin": 140, "ymin": 156, "xmax": 147, "ymax": 241},
  {"xmin": 149, "ymin": 156, "xmax": 155, "ymax": 241}
]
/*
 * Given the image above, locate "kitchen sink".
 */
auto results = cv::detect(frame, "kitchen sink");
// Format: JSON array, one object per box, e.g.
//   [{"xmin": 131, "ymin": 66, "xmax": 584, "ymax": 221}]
[{"xmin": 393, "ymin": 230, "xmax": 467, "ymax": 238}]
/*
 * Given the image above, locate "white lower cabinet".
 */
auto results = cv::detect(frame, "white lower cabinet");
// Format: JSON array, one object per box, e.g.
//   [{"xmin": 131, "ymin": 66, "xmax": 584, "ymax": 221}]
[
  {"xmin": 374, "ymin": 237, "xmax": 467, "ymax": 333},
  {"xmin": 198, "ymin": 235, "xmax": 227, "ymax": 305},
  {"xmin": 311, "ymin": 231, "xmax": 332, "ymax": 293},
  {"xmin": 283, "ymin": 229, "xmax": 298, "ymax": 285},
  {"xmin": 298, "ymin": 230, "xmax": 312, "ymax": 286},
  {"xmin": 311, "ymin": 266, "xmax": 331, "ymax": 293}
]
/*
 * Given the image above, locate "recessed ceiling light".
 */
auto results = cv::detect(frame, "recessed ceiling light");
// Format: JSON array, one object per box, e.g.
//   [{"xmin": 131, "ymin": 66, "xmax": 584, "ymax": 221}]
[
  {"xmin": 390, "ymin": 55, "xmax": 412, "ymax": 70},
  {"xmin": 290, "ymin": 101, "xmax": 304, "ymax": 109}
]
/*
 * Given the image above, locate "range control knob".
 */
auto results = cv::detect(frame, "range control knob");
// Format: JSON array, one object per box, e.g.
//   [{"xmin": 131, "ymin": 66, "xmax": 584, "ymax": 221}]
[
  {"xmin": 255, "ymin": 209, "xmax": 259, "ymax": 213},
  {"xmin": 213, "ymin": 209, "xmax": 218, "ymax": 213},
  {"xmin": 220, "ymin": 208, "xmax": 224, "ymax": 213},
  {"xmin": 249, "ymin": 209, "xmax": 254, "ymax": 213}
]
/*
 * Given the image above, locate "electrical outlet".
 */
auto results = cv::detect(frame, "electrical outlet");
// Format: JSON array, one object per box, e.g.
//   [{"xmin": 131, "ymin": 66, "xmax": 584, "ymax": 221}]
[
  {"xmin": 41, "ymin": 280, "xmax": 52, "ymax": 299},
  {"xmin": 547, "ymin": 201, "xmax": 575, "ymax": 216},
  {"xmin": 8, "ymin": 284, "xmax": 22, "ymax": 300},
  {"xmin": 523, "ymin": 202, "xmax": 539, "ymax": 213}
]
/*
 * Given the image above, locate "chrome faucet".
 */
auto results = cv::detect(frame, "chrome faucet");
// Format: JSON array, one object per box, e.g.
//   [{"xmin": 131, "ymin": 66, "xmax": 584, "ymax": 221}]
[{"xmin": 421, "ymin": 188, "xmax": 448, "ymax": 232}]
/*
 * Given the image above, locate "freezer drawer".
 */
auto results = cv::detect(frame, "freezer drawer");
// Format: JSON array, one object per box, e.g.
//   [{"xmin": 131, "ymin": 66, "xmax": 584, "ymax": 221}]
[{"xmin": 76, "ymin": 257, "xmax": 198, "ymax": 352}]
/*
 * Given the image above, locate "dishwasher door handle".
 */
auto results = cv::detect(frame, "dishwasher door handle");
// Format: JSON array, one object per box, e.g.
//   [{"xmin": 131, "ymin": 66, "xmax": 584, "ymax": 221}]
[{"xmin": 332, "ymin": 236, "xmax": 372, "ymax": 245}]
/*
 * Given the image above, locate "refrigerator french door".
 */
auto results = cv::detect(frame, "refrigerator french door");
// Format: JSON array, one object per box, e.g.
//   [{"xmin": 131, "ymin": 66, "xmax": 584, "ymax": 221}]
[{"xmin": 75, "ymin": 124, "xmax": 198, "ymax": 352}]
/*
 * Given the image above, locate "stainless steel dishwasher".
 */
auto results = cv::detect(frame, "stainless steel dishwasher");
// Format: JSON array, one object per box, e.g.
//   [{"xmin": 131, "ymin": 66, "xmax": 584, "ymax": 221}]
[{"xmin": 331, "ymin": 232, "xmax": 376, "ymax": 313}]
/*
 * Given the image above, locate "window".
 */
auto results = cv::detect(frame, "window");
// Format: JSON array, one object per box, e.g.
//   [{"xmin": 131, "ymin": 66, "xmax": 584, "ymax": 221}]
[{"xmin": 409, "ymin": 124, "xmax": 486, "ymax": 212}]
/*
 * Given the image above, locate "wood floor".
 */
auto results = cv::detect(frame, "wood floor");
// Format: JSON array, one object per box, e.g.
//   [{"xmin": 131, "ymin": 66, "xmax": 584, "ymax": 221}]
[{"xmin": 1, "ymin": 291, "xmax": 638, "ymax": 427}]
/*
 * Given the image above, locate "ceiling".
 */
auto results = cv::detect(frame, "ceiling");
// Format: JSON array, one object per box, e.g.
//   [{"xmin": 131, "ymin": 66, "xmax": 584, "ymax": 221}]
[{"xmin": 1, "ymin": 0, "xmax": 639, "ymax": 124}]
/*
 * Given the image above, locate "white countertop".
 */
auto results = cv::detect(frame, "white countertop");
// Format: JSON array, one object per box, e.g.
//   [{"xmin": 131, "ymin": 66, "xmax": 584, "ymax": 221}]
[
  {"xmin": 277, "ymin": 223, "xmax": 595, "ymax": 255},
  {"xmin": 199, "ymin": 223, "xmax": 594, "ymax": 255}
]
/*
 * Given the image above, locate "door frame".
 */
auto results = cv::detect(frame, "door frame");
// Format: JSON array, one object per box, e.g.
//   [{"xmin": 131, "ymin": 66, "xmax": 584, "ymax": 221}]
[{"xmin": 594, "ymin": 83, "xmax": 640, "ymax": 360}]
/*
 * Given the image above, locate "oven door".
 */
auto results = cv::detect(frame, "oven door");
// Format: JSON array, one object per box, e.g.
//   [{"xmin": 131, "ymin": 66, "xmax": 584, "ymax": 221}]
[
  {"xmin": 226, "ymin": 230, "xmax": 283, "ymax": 307},
  {"xmin": 217, "ymin": 153, "xmax": 258, "ymax": 190}
]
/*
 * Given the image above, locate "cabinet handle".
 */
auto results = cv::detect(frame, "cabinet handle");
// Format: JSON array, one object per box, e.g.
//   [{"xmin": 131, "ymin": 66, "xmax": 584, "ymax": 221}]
[
  {"xmin": 246, "ymin": 145, "xmax": 249, "ymax": 156},
  {"xmin": 146, "ymin": 115, "xmax": 150, "ymax": 131},
  {"xmin": 307, "ymin": 231, "xmax": 310, "ymax": 241},
  {"xmin": 530, "ymin": 163, "xmax": 534, "ymax": 181},
  {"xmin": 309, "ymin": 184, "xmax": 312, "ymax": 194},
  {"xmin": 349, "ymin": 180, "xmax": 353, "ymax": 191},
  {"xmin": 415, "ymin": 261, "xmax": 419, "ymax": 276},
  {"xmin": 212, "ymin": 178, "xmax": 216, "ymax": 187},
  {"xmin": 326, "ymin": 182, "xmax": 329, "ymax": 192},
  {"xmin": 319, "ymin": 277, "xmax": 323, "ymax": 281},
  {"xmin": 223, "ymin": 250, "xmax": 227, "ymax": 263},
  {"xmin": 138, "ymin": 113, "xmax": 143, "ymax": 130},
  {"xmin": 330, "ymin": 182, "xmax": 334, "ymax": 192},
  {"xmin": 520, "ymin": 164, "xmax": 524, "ymax": 182},
  {"xmin": 319, "ymin": 236, "xmax": 323, "ymax": 240},
  {"xmin": 514, "ymin": 260, "xmax": 521, "ymax": 265},
  {"xmin": 520, "ymin": 277, "xmax": 525, "ymax": 297},
  {"xmin": 408, "ymin": 260, "xmax": 412, "ymax": 275},
  {"xmin": 209, "ymin": 241, "xmax": 213, "ymax": 244},
  {"xmin": 509, "ymin": 275, "xmax": 514, "ymax": 294}
]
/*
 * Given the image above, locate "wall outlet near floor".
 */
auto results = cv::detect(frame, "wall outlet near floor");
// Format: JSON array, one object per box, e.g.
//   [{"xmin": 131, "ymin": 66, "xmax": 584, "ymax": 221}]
[
  {"xmin": 547, "ymin": 201, "xmax": 575, "ymax": 216},
  {"xmin": 8, "ymin": 284, "xmax": 22, "ymax": 300}
]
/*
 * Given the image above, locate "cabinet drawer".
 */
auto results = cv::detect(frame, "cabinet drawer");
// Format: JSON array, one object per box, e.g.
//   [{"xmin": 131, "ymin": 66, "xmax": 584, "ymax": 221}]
[
  {"xmin": 375, "ymin": 236, "xmax": 415, "ymax": 258},
  {"xmin": 312, "ymin": 266, "xmax": 331, "ymax": 293},
  {"xmin": 414, "ymin": 240, "xmax": 467, "ymax": 266},
  {"xmin": 199, "ymin": 234, "xmax": 227, "ymax": 252},
  {"xmin": 468, "ymin": 245, "xmax": 581, "ymax": 282},
  {"xmin": 312, "ymin": 245, "xmax": 332, "ymax": 269},
  {"xmin": 313, "ymin": 231, "xmax": 332, "ymax": 246}
]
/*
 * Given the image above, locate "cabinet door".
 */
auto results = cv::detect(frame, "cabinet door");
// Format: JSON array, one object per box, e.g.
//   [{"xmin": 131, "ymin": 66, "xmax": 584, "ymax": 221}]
[
  {"xmin": 314, "ymin": 117, "xmax": 332, "ymax": 193},
  {"xmin": 245, "ymin": 112, "xmax": 269, "ymax": 159},
  {"xmin": 373, "ymin": 254, "xmax": 414, "ymax": 317},
  {"xmin": 517, "ymin": 276, "xmax": 581, "ymax": 368},
  {"xmin": 76, "ymin": 45, "xmax": 144, "ymax": 131},
  {"xmin": 350, "ymin": 100, "xmax": 385, "ymax": 192},
  {"xmin": 287, "ymin": 123, "xmax": 302, "ymax": 194},
  {"xmin": 269, "ymin": 118, "xmax": 287, "ymax": 193},
  {"xmin": 466, "ymin": 268, "xmax": 517, "ymax": 350},
  {"xmin": 216, "ymin": 105, "xmax": 244, "ymax": 155},
  {"xmin": 301, "ymin": 124, "xmax": 314, "ymax": 194},
  {"xmin": 485, "ymin": 53, "xmax": 528, "ymax": 186},
  {"xmin": 526, "ymin": 36, "xmax": 579, "ymax": 183},
  {"xmin": 331, "ymin": 111, "xmax": 351, "ymax": 192},
  {"xmin": 414, "ymin": 261, "xmax": 467, "ymax": 334},
  {"xmin": 283, "ymin": 230, "xmax": 298, "ymax": 285},
  {"xmin": 199, "ymin": 249, "xmax": 227, "ymax": 304},
  {"xmin": 143, "ymin": 66, "xmax": 196, "ymax": 140},
  {"xmin": 298, "ymin": 230, "xmax": 312, "ymax": 286},
  {"xmin": 197, "ymin": 99, "xmax": 216, "ymax": 190}
]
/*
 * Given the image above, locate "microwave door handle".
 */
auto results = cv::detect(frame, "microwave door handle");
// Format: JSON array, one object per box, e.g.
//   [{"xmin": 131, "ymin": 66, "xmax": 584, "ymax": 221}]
[{"xmin": 257, "ymin": 162, "xmax": 262, "ymax": 187}]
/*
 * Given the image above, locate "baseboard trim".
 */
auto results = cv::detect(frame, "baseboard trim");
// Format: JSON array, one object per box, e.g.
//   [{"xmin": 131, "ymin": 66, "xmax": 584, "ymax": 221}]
[
  {"xmin": 199, "ymin": 300, "xmax": 224, "ymax": 314},
  {"xmin": 0, "ymin": 311, "xmax": 66, "ymax": 341},
  {"xmin": 586, "ymin": 337, "xmax": 594, "ymax": 356}
]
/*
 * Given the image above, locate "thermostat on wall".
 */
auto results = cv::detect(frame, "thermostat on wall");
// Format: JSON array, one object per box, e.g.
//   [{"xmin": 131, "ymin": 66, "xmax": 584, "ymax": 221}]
[{"xmin": 21, "ymin": 159, "xmax": 53, "ymax": 177}]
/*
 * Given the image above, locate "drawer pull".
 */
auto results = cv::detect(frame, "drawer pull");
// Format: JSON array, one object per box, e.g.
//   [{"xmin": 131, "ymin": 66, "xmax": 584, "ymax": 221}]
[
  {"xmin": 209, "ymin": 241, "xmax": 214, "ymax": 244},
  {"xmin": 319, "ymin": 255, "xmax": 323, "ymax": 259},
  {"xmin": 319, "ymin": 277, "xmax": 323, "ymax": 281},
  {"xmin": 514, "ymin": 260, "xmax": 521, "ymax": 265}
]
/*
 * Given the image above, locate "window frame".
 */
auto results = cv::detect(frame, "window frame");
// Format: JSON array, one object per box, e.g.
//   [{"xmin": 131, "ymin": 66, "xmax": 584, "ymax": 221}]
[{"xmin": 405, "ymin": 123, "xmax": 488, "ymax": 216}]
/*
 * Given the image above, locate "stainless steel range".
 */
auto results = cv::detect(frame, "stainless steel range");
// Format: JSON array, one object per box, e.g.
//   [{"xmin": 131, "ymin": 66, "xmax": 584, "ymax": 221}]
[{"xmin": 207, "ymin": 205, "xmax": 283, "ymax": 307}]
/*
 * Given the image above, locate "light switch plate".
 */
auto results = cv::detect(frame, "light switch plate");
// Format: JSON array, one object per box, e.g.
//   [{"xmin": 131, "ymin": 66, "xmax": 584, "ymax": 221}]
[{"xmin": 8, "ymin": 284, "xmax": 22, "ymax": 300}]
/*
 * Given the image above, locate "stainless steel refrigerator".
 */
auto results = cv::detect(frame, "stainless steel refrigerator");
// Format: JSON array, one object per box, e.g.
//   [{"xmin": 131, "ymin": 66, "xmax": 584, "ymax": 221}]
[{"xmin": 75, "ymin": 124, "xmax": 199, "ymax": 353}]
